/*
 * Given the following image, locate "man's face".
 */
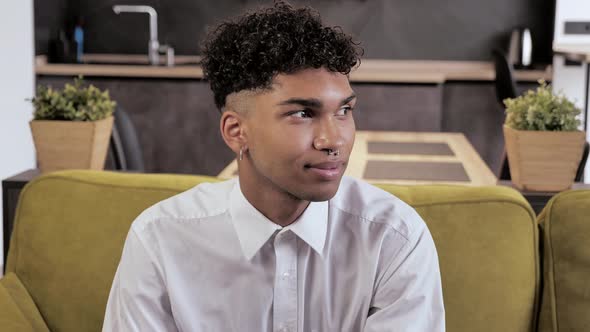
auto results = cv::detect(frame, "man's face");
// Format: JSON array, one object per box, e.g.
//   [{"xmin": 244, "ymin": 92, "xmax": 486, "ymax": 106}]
[{"xmin": 238, "ymin": 67, "xmax": 356, "ymax": 202}]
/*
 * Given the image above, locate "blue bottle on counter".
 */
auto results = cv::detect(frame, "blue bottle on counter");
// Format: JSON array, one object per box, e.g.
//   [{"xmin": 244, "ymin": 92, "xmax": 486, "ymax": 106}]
[{"xmin": 74, "ymin": 19, "xmax": 84, "ymax": 63}]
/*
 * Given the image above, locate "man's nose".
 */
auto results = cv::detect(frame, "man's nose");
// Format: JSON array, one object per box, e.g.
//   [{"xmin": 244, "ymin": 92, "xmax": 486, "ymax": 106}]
[{"xmin": 313, "ymin": 118, "xmax": 344, "ymax": 152}]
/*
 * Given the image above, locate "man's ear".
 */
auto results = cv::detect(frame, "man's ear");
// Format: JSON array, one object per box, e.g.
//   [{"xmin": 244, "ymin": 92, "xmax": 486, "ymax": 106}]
[{"xmin": 220, "ymin": 110, "xmax": 247, "ymax": 155}]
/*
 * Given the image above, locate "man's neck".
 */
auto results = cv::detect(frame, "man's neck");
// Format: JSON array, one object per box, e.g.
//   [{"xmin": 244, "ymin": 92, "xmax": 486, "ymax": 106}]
[{"xmin": 238, "ymin": 175, "xmax": 309, "ymax": 227}]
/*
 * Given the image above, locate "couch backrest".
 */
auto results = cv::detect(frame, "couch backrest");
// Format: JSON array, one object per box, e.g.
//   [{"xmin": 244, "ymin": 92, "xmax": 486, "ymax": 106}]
[
  {"xmin": 376, "ymin": 183, "xmax": 539, "ymax": 332},
  {"xmin": 7, "ymin": 170, "xmax": 539, "ymax": 332},
  {"xmin": 537, "ymin": 189, "xmax": 590, "ymax": 332},
  {"xmin": 6, "ymin": 170, "xmax": 217, "ymax": 332}
]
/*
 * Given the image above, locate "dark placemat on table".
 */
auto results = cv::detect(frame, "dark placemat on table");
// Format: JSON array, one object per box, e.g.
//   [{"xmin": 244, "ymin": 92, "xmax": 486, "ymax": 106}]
[
  {"xmin": 364, "ymin": 160, "xmax": 469, "ymax": 181},
  {"xmin": 367, "ymin": 142, "xmax": 455, "ymax": 156}
]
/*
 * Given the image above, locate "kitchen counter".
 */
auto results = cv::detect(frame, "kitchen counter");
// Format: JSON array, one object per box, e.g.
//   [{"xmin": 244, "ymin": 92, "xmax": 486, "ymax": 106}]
[
  {"xmin": 553, "ymin": 44, "xmax": 590, "ymax": 62},
  {"xmin": 35, "ymin": 54, "xmax": 552, "ymax": 83}
]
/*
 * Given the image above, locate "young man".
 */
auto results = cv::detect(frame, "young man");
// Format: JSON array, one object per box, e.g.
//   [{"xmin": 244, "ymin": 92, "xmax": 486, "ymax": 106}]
[{"xmin": 103, "ymin": 2, "xmax": 445, "ymax": 331}]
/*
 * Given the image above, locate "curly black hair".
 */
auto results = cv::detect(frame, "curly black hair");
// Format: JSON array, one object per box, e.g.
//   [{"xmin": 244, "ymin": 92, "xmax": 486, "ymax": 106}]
[{"xmin": 201, "ymin": 1, "xmax": 363, "ymax": 110}]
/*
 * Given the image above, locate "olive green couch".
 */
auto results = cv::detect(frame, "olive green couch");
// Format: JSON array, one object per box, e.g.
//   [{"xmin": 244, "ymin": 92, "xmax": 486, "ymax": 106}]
[{"xmin": 0, "ymin": 170, "xmax": 587, "ymax": 331}]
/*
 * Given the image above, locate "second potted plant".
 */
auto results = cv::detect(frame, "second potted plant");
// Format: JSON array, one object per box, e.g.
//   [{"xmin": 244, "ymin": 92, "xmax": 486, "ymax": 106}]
[
  {"xmin": 503, "ymin": 80, "xmax": 586, "ymax": 191},
  {"xmin": 30, "ymin": 77, "xmax": 117, "ymax": 173}
]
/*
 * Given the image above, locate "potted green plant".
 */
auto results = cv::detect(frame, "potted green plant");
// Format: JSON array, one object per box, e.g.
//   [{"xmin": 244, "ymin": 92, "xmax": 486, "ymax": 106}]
[
  {"xmin": 30, "ymin": 77, "xmax": 116, "ymax": 173},
  {"xmin": 503, "ymin": 80, "xmax": 586, "ymax": 191}
]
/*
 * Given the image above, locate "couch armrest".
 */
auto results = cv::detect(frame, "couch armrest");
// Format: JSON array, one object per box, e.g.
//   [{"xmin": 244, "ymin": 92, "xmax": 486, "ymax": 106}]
[{"xmin": 0, "ymin": 273, "xmax": 49, "ymax": 332}]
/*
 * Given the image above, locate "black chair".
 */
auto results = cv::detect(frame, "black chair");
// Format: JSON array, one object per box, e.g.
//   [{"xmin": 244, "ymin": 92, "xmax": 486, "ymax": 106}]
[
  {"xmin": 492, "ymin": 49, "xmax": 518, "ymax": 105},
  {"xmin": 493, "ymin": 49, "xmax": 589, "ymax": 182},
  {"xmin": 575, "ymin": 142, "xmax": 590, "ymax": 182},
  {"xmin": 108, "ymin": 107, "xmax": 145, "ymax": 172},
  {"xmin": 492, "ymin": 49, "xmax": 517, "ymax": 180}
]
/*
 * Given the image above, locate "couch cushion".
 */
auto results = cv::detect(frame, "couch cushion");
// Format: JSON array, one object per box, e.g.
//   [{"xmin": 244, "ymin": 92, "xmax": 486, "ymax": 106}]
[
  {"xmin": 376, "ymin": 184, "xmax": 539, "ymax": 332},
  {"xmin": 0, "ymin": 272, "xmax": 50, "ymax": 332},
  {"xmin": 537, "ymin": 189, "xmax": 590, "ymax": 332},
  {"xmin": 6, "ymin": 170, "xmax": 219, "ymax": 332}
]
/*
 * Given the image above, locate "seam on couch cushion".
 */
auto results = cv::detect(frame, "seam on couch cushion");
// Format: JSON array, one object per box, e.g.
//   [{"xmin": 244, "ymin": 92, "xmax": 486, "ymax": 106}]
[
  {"xmin": 539, "ymin": 213, "xmax": 558, "ymax": 332},
  {"xmin": 0, "ymin": 283, "xmax": 34, "ymax": 331},
  {"xmin": 542, "ymin": 193, "xmax": 559, "ymax": 332},
  {"xmin": 540, "ymin": 189, "xmax": 590, "ymax": 332},
  {"xmin": 55, "ymin": 170, "xmax": 218, "ymax": 187},
  {"xmin": 0, "ymin": 273, "xmax": 49, "ymax": 332},
  {"xmin": 23, "ymin": 171, "xmax": 217, "ymax": 192},
  {"xmin": 412, "ymin": 198, "xmax": 534, "ymax": 216}
]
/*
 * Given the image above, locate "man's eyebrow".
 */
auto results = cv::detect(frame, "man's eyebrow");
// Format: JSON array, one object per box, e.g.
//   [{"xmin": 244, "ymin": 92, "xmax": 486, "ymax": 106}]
[
  {"xmin": 277, "ymin": 98, "xmax": 323, "ymax": 108},
  {"xmin": 277, "ymin": 93, "xmax": 357, "ymax": 108},
  {"xmin": 341, "ymin": 93, "xmax": 357, "ymax": 106}
]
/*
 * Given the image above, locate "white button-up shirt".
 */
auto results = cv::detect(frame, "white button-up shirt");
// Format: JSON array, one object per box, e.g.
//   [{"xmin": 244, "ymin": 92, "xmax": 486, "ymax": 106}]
[{"xmin": 103, "ymin": 176, "xmax": 445, "ymax": 331}]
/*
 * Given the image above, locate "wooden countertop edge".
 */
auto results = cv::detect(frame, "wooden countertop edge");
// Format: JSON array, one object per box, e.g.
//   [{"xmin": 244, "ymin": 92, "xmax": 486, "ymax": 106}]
[
  {"xmin": 35, "ymin": 56, "xmax": 552, "ymax": 83},
  {"xmin": 36, "ymin": 64, "xmax": 204, "ymax": 79},
  {"xmin": 553, "ymin": 44, "xmax": 590, "ymax": 62}
]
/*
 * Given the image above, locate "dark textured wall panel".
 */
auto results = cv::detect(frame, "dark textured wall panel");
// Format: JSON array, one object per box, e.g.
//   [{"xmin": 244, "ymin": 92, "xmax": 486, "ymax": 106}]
[
  {"xmin": 441, "ymin": 82, "xmax": 505, "ymax": 174},
  {"xmin": 35, "ymin": 0, "xmax": 555, "ymax": 62},
  {"xmin": 34, "ymin": 0, "xmax": 69, "ymax": 55},
  {"xmin": 352, "ymin": 83, "xmax": 443, "ymax": 132}
]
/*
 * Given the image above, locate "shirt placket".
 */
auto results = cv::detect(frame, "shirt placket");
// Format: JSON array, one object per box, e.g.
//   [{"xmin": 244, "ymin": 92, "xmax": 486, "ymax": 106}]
[{"xmin": 273, "ymin": 230, "xmax": 298, "ymax": 332}]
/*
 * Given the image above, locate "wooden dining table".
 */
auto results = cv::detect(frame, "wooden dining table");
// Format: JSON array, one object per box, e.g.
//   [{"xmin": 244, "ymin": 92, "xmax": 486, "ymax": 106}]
[{"xmin": 218, "ymin": 131, "xmax": 498, "ymax": 186}]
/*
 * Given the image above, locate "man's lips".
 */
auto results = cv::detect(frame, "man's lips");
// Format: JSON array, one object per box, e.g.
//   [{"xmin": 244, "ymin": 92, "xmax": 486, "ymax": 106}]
[
  {"xmin": 304, "ymin": 161, "xmax": 344, "ymax": 179},
  {"xmin": 307, "ymin": 161, "xmax": 341, "ymax": 169}
]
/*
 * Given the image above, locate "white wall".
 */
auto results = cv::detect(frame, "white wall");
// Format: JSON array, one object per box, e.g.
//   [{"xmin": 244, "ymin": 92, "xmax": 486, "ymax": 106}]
[
  {"xmin": 0, "ymin": 0, "xmax": 36, "ymax": 272},
  {"xmin": 553, "ymin": 0, "xmax": 590, "ymax": 182},
  {"xmin": 554, "ymin": 0, "xmax": 590, "ymax": 46}
]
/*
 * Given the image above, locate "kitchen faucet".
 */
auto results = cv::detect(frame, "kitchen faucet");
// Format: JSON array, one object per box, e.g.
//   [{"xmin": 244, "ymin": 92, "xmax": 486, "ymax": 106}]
[{"xmin": 113, "ymin": 5, "xmax": 174, "ymax": 66}]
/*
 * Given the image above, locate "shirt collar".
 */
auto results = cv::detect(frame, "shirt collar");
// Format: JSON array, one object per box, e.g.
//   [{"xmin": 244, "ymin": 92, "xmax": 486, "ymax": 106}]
[
  {"xmin": 287, "ymin": 198, "xmax": 328, "ymax": 258},
  {"xmin": 229, "ymin": 181, "xmax": 328, "ymax": 260}
]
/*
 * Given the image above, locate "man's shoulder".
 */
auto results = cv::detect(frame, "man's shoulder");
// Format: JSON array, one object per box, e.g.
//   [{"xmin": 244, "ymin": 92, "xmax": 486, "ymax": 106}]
[
  {"xmin": 131, "ymin": 178, "xmax": 236, "ymax": 232},
  {"xmin": 331, "ymin": 176, "xmax": 425, "ymax": 241}
]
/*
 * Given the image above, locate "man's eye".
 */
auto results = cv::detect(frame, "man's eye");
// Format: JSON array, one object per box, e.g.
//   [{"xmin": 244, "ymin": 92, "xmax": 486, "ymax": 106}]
[
  {"xmin": 290, "ymin": 110, "xmax": 312, "ymax": 118},
  {"xmin": 336, "ymin": 106, "xmax": 354, "ymax": 116}
]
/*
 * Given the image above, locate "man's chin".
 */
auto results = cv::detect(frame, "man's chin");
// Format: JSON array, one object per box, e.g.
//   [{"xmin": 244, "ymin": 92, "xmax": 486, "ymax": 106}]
[{"xmin": 296, "ymin": 180, "xmax": 342, "ymax": 202}]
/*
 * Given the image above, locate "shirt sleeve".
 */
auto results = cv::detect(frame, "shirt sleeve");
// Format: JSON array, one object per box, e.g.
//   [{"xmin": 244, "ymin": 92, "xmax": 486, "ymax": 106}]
[
  {"xmin": 363, "ymin": 223, "xmax": 446, "ymax": 332},
  {"xmin": 102, "ymin": 228, "xmax": 179, "ymax": 332}
]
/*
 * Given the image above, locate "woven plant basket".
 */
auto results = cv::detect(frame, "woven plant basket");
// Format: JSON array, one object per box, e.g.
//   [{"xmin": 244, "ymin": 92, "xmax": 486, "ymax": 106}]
[
  {"xmin": 30, "ymin": 116, "xmax": 114, "ymax": 173},
  {"xmin": 503, "ymin": 125, "xmax": 586, "ymax": 191}
]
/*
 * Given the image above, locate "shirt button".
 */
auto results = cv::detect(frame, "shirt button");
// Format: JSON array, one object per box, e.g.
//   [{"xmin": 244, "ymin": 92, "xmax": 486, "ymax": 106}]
[{"xmin": 282, "ymin": 271, "xmax": 290, "ymax": 279}]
